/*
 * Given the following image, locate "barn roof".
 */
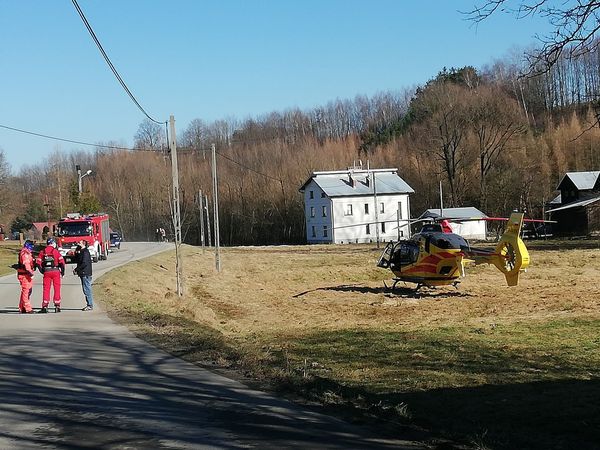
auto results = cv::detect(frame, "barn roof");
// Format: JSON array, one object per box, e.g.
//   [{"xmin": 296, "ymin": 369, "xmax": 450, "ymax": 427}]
[
  {"xmin": 557, "ymin": 171, "xmax": 600, "ymax": 191},
  {"xmin": 546, "ymin": 196, "xmax": 600, "ymax": 213},
  {"xmin": 299, "ymin": 169, "xmax": 414, "ymax": 197},
  {"xmin": 420, "ymin": 207, "xmax": 487, "ymax": 220}
]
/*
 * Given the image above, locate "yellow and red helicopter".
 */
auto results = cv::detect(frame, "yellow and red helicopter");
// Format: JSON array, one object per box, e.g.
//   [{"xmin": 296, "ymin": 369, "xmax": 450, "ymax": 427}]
[{"xmin": 377, "ymin": 212, "xmax": 545, "ymax": 290}]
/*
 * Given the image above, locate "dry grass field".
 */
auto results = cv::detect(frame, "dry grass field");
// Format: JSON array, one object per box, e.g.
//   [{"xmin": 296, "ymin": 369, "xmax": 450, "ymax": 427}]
[{"xmin": 97, "ymin": 243, "xmax": 600, "ymax": 449}]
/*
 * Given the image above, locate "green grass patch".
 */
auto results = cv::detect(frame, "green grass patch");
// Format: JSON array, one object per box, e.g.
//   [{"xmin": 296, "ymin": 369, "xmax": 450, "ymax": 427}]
[
  {"xmin": 0, "ymin": 242, "xmax": 24, "ymax": 277},
  {"xmin": 259, "ymin": 320, "xmax": 600, "ymax": 449}
]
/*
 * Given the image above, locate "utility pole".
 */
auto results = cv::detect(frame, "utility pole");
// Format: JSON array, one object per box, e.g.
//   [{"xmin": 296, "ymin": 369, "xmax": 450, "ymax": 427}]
[
  {"xmin": 439, "ymin": 179, "xmax": 444, "ymax": 217},
  {"xmin": 205, "ymin": 194, "xmax": 212, "ymax": 247},
  {"xmin": 198, "ymin": 189, "xmax": 205, "ymax": 253},
  {"xmin": 76, "ymin": 165, "xmax": 82, "ymax": 194},
  {"xmin": 56, "ymin": 165, "xmax": 63, "ymax": 218},
  {"xmin": 211, "ymin": 143, "xmax": 221, "ymax": 271},
  {"xmin": 169, "ymin": 115, "xmax": 183, "ymax": 296},
  {"xmin": 373, "ymin": 170, "xmax": 380, "ymax": 249}
]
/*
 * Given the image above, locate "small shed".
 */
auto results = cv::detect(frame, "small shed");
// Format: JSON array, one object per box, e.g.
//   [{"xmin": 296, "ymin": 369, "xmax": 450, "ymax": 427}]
[{"xmin": 419, "ymin": 207, "xmax": 488, "ymax": 240}]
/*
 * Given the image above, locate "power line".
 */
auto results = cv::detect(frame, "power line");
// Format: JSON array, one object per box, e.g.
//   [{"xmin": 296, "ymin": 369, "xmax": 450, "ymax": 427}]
[
  {"xmin": 2, "ymin": 120, "xmax": 284, "ymax": 183},
  {"xmin": 0, "ymin": 122, "xmax": 174, "ymax": 155},
  {"xmin": 0, "ymin": 123, "xmax": 135, "ymax": 150},
  {"xmin": 72, "ymin": 0, "xmax": 165, "ymax": 125},
  {"xmin": 214, "ymin": 150, "xmax": 283, "ymax": 183}
]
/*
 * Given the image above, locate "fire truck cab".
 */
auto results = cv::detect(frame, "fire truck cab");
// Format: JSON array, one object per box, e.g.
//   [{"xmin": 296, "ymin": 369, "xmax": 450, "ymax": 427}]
[{"xmin": 56, "ymin": 213, "xmax": 110, "ymax": 263}]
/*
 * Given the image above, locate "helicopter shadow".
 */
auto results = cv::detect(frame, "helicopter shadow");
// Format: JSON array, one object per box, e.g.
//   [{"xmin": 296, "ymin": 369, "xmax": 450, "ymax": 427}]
[
  {"xmin": 384, "ymin": 288, "xmax": 473, "ymax": 300},
  {"xmin": 293, "ymin": 284, "xmax": 473, "ymax": 300},
  {"xmin": 292, "ymin": 284, "xmax": 386, "ymax": 298}
]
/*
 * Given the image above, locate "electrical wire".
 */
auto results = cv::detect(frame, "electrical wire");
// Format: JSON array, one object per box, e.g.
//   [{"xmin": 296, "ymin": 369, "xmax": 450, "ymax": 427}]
[
  {"xmin": 72, "ymin": 0, "xmax": 165, "ymax": 125},
  {"xmin": 214, "ymin": 150, "xmax": 283, "ymax": 183},
  {"xmin": 0, "ymin": 124, "xmax": 166, "ymax": 153},
  {"xmin": 2, "ymin": 119, "xmax": 282, "ymax": 185},
  {"xmin": 0, "ymin": 123, "xmax": 136, "ymax": 150}
]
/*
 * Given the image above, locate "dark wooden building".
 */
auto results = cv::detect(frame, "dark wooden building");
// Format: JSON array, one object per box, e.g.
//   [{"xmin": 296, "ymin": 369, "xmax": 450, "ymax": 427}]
[{"xmin": 547, "ymin": 171, "xmax": 600, "ymax": 236}]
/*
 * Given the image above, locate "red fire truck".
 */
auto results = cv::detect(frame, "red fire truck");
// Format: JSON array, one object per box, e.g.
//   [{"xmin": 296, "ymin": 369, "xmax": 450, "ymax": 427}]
[{"xmin": 56, "ymin": 213, "xmax": 111, "ymax": 263}]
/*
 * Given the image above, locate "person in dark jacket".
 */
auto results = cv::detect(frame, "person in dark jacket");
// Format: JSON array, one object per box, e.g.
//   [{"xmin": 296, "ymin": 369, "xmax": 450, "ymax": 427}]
[{"xmin": 73, "ymin": 240, "xmax": 94, "ymax": 311}]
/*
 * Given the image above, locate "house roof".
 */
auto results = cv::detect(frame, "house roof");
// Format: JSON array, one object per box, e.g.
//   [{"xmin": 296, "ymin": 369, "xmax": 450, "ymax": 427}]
[
  {"xmin": 299, "ymin": 169, "xmax": 414, "ymax": 197},
  {"xmin": 557, "ymin": 171, "xmax": 600, "ymax": 191},
  {"xmin": 546, "ymin": 196, "xmax": 600, "ymax": 213},
  {"xmin": 549, "ymin": 193, "xmax": 561, "ymax": 205},
  {"xmin": 420, "ymin": 207, "xmax": 487, "ymax": 220},
  {"xmin": 31, "ymin": 221, "xmax": 56, "ymax": 230}
]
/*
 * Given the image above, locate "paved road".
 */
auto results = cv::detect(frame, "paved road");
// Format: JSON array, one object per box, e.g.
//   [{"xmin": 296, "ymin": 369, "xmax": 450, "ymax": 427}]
[{"xmin": 0, "ymin": 242, "xmax": 425, "ymax": 449}]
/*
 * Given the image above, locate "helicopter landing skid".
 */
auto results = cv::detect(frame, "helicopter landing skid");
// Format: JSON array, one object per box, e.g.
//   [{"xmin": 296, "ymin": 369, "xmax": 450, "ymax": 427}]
[{"xmin": 384, "ymin": 278, "xmax": 423, "ymax": 293}]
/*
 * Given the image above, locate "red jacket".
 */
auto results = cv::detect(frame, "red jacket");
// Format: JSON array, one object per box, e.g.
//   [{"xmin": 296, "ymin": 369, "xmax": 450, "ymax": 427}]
[
  {"xmin": 17, "ymin": 248, "xmax": 35, "ymax": 276},
  {"xmin": 36, "ymin": 246, "xmax": 65, "ymax": 276}
]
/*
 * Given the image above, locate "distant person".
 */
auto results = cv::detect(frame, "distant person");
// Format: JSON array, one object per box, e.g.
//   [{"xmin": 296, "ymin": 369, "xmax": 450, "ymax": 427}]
[
  {"xmin": 160, "ymin": 227, "xmax": 166, "ymax": 242},
  {"xmin": 16, "ymin": 240, "xmax": 36, "ymax": 314},
  {"xmin": 36, "ymin": 238, "xmax": 65, "ymax": 313},
  {"xmin": 73, "ymin": 240, "xmax": 94, "ymax": 311},
  {"xmin": 155, "ymin": 228, "xmax": 161, "ymax": 242}
]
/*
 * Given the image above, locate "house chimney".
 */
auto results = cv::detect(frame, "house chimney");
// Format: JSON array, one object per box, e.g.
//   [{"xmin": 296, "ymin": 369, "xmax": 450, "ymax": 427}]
[{"xmin": 348, "ymin": 171, "xmax": 355, "ymax": 188}]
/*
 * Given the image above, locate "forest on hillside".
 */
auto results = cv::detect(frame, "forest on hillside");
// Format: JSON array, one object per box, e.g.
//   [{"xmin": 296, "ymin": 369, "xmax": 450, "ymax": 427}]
[{"xmin": 2, "ymin": 42, "xmax": 600, "ymax": 245}]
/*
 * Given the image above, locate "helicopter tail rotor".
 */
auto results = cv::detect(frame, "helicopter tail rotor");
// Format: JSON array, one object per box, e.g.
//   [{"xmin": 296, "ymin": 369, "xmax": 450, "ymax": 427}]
[{"xmin": 492, "ymin": 212, "xmax": 530, "ymax": 286}]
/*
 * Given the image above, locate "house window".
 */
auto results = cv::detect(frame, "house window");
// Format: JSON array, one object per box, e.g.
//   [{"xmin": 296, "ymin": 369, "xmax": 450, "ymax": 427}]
[
  {"xmin": 310, "ymin": 206, "xmax": 315, "ymax": 218},
  {"xmin": 321, "ymin": 192, "xmax": 326, "ymax": 198},
  {"xmin": 323, "ymin": 226, "xmax": 328, "ymax": 238},
  {"xmin": 322, "ymin": 206, "xmax": 327, "ymax": 217},
  {"xmin": 366, "ymin": 224, "xmax": 370, "ymax": 235},
  {"xmin": 311, "ymin": 226, "xmax": 316, "ymax": 238},
  {"xmin": 364, "ymin": 203, "xmax": 369, "ymax": 214},
  {"xmin": 397, "ymin": 201, "xmax": 403, "ymax": 219},
  {"xmin": 380, "ymin": 202, "xmax": 385, "ymax": 213},
  {"xmin": 309, "ymin": 190, "xmax": 314, "ymax": 199},
  {"xmin": 381, "ymin": 221, "xmax": 386, "ymax": 233},
  {"xmin": 345, "ymin": 204, "xmax": 353, "ymax": 216}
]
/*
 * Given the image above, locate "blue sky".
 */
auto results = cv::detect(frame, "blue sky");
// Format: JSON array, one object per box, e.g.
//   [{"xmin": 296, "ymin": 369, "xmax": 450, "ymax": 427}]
[{"xmin": 0, "ymin": 1, "xmax": 552, "ymax": 170}]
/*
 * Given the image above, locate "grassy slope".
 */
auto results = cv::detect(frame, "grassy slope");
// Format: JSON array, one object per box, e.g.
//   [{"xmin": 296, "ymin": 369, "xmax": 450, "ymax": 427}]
[
  {"xmin": 0, "ymin": 242, "xmax": 25, "ymax": 276},
  {"xmin": 96, "ymin": 244, "xmax": 600, "ymax": 450}
]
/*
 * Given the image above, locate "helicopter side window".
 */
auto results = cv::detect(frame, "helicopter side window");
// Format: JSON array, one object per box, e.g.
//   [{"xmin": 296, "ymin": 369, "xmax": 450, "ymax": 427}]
[
  {"xmin": 436, "ymin": 238, "xmax": 452, "ymax": 249},
  {"xmin": 396, "ymin": 242, "xmax": 419, "ymax": 265}
]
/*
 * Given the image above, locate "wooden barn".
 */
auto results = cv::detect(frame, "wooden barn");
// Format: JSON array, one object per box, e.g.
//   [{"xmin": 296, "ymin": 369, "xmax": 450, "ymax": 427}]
[{"xmin": 546, "ymin": 171, "xmax": 600, "ymax": 236}]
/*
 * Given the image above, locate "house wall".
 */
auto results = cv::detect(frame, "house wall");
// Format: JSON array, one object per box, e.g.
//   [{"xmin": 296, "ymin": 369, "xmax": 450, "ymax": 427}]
[
  {"xmin": 304, "ymin": 180, "xmax": 333, "ymax": 243},
  {"xmin": 449, "ymin": 220, "xmax": 486, "ymax": 240},
  {"xmin": 331, "ymin": 194, "xmax": 411, "ymax": 244}
]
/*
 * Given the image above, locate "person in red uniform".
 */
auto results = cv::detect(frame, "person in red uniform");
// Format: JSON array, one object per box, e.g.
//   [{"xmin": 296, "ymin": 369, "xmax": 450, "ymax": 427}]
[
  {"xmin": 36, "ymin": 238, "xmax": 65, "ymax": 313},
  {"xmin": 17, "ymin": 240, "xmax": 36, "ymax": 314}
]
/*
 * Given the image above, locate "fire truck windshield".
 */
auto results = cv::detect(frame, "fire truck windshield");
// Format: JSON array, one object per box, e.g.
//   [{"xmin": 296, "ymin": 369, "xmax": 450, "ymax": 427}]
[{"xmin": 58, "ymin": 221, "xmax": 92, "ymax": 237}]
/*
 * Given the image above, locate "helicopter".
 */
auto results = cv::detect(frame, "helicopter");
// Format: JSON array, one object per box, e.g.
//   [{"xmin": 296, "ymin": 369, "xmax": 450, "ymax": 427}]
[{"xmin": 377, "ymin": 212, "xmax": 533, "ymax": 290}]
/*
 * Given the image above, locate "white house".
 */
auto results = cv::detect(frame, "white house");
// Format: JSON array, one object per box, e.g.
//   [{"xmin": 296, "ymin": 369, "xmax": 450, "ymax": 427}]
[
  {"xmin": 299, "ymin": 168, "xmax": 414, "ymax": 244},
  {"xmin": 419, "ymin": 207, "xmax": 487, "ymax": 240}
]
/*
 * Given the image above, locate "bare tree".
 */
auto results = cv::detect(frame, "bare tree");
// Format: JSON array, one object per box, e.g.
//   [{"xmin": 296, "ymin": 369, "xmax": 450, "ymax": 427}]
[
  {"xmin": 134, "ymin": 119, "xmax": 165, "ymax": 151},
  {"xmin": 468, "ymin": 1, "xmax": 600, "ymax": 75},
  {"xmin": 468, "ymin": 85, "xmax": 526, "ymax": 211}
]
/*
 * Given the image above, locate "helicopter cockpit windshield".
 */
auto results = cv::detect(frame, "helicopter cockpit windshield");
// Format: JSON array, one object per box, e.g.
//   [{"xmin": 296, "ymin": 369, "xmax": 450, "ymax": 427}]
[{"xmin": 393, "ymin": 241, "xmax": 419, "ymax": 266}]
